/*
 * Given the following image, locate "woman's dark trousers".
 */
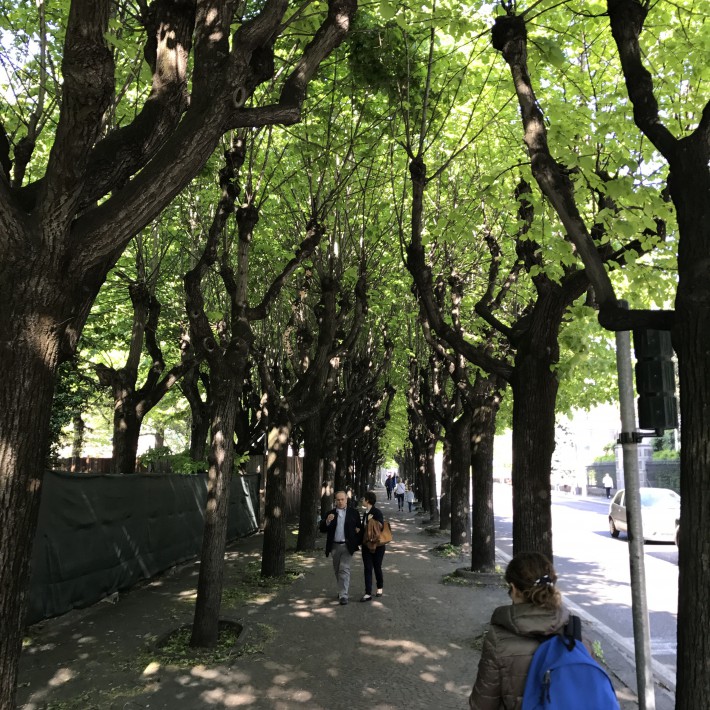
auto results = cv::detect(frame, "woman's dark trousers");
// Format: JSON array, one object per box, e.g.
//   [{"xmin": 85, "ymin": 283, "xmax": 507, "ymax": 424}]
[{"xmin": 362, "ymin": 545, "xmax": 385, "ymax": 594}]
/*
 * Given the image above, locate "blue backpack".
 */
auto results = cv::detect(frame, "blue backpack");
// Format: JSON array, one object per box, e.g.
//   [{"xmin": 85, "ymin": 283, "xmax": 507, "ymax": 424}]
[{"xmin": 522, "ymin": 615, "xmax": 619, "ymax": 709}]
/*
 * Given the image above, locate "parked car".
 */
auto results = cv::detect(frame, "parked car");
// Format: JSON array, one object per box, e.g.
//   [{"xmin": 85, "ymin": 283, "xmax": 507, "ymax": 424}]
[{"xmin": 608, "ymin": 487, "xmax": 680, "ymax": 543}]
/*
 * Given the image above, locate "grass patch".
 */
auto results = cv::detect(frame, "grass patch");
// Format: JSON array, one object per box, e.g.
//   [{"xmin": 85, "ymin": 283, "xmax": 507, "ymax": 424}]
[
  {"xmin": 442, "ymin": 572, "xmax": 471, "ymax": 586},
  {"xmin": 141, "ymin": 621, "xmax": 276, "ymax": 670},
  {"xmin": 154, "ymin": 622, "xmax": 243, "ymax": 667},
  {"xmin": 221, "ymin": 559, "xmax": 306, "ymax": 608},
  {"xmin": 431, "ymin": 543, "xmax": 463, "ymax": 559}
]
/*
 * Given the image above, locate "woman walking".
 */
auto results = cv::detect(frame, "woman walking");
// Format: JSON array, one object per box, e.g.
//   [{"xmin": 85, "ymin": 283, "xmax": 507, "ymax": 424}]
[
  {"xmin": 469, "ymin": 552, "xmax": 569, "ymax": 709},
  {"xmin": 394, "ymin": 479, "xmax": 406, "ymax": 511},
  {"xmin": 359, "ymin": 491, "xmax": 386, "ymax": 601}
]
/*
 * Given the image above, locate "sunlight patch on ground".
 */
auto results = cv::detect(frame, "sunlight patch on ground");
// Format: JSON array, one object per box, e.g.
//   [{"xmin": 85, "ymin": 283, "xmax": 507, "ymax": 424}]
[
  {"xmin": 48, "ymin": 667, "xmax": 74, "ymax": 687},
  {"xmin": 142, "ymin": 661, "xmax": 161, "ymax": 676},
  {"xmin": 74, "ymin": 634, "xmax": 98, "ymax": 644},
  {"xmin": 191, "ymin": 665, "xmax": 221, "ymax": 679},
  {"xmin": 202, "ymin": 686, "xmax": 258, "ymax": 706},
  {"xmin": 359, "ymin": 634, "xmax": 448, "ymax": 662}
]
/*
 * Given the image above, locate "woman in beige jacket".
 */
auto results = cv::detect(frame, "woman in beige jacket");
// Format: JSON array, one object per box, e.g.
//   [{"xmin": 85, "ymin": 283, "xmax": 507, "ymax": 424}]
[{"xmin": 469, "ymin": 552, "xmax": 569, "ymax": 709}]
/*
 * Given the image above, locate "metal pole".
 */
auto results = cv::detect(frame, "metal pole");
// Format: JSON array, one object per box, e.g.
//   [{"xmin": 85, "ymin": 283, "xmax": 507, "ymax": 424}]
[{"xmin": 615, "ymin": 308, "xmax": 656, "ymax": 710}]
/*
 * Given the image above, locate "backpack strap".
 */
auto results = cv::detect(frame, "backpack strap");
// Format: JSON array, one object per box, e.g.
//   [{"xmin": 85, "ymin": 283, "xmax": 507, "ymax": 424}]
[{"xmin": 560, "ymin": 614, "xmax": 582, "ymax": 650}]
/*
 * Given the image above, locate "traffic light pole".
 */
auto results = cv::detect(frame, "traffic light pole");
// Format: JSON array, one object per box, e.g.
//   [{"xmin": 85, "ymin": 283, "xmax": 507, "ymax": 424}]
[{"xmin": 615, "ymin": 316, "xmax": 656, "ymax": 710}]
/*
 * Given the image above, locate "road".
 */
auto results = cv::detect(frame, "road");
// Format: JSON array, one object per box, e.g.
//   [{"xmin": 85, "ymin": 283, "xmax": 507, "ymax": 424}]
[{"xmin": 492, "ymin": 483, "xmax": 678, "ymax": 688}]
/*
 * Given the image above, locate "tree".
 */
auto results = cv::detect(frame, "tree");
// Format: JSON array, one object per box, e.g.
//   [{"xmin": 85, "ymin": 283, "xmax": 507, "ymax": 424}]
[
  {"xmin": 0, "ymin": 0, "xmax": 356, "ymax": 704},
  {"xmin": 490, "ymin": 1, "xmax": 708, "ymax": 703}
]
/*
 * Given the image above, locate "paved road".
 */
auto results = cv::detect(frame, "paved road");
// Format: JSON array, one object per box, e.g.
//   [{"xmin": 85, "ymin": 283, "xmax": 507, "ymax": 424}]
[{"xmin": 493, "ymin": 484, "xmax": 677, "ymax": 704}]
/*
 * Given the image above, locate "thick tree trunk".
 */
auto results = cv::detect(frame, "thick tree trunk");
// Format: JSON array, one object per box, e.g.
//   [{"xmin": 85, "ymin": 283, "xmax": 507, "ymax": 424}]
[
  {"xmin": 675, "ymin": 314, "xmax": 710, "ymax": 708},
  {"xmin": 510, "ymin": 355, "xmax": 558, "ymax": 562},
  {"xmin": 439, "ymin": 437, "xmax": 452, "ymax": 530},
  {"xmin": 296, "ymin": 413, "xmax": 323, "ymax": 551},
  {"xmin": 450, "ymin": 408, "xmax": 472, "ymax": 547},
  {"xmin": 470, "ymin": 379, "xmax": 501, "ymax": 572},
  {"xmin": 261, "ymin": 413, "xmax": 291, "ymax": 578},
  {"xmin": 0, "ymin": 322, "xmax": 60, "ymax": 710},
  {"xmin": 190, "ymin": 391, "xmax": 238, "ymax": 647},
  {"xmin": 672, "ymin": 152, "xmax": 710, "ymax": 709},
  {"xmin": 112, "ymin": 401, "xmax": 142, "ymax": 473}
]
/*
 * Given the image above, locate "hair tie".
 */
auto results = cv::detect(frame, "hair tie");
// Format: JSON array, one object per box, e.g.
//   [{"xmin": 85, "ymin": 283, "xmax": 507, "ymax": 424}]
[{"xmin": 534, "ymin": 574, "xmax": 553, "ymax": 588}]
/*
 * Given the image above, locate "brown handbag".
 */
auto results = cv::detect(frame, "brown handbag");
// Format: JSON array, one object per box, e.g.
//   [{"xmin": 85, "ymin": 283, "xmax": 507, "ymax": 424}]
[{"xmin": 378, "ymin": 519, "xmax": 393, "ymax": 545}]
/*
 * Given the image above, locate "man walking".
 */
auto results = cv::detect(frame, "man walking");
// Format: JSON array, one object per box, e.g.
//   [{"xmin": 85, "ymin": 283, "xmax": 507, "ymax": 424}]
[{"xmin": 320, "ymin": 491, "xmax": 361, "ymax": 605}]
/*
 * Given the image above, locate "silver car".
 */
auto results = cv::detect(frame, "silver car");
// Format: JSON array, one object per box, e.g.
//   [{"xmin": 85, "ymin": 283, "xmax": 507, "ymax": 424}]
[{"xmin": 608, "ymin": 487, "xmax": 681, "ymax": 543}]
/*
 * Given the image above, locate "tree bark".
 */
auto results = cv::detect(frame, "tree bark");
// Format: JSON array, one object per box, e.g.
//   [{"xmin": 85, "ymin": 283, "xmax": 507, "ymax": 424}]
[
  {"xmin": 470, "ymin": 377, "xmax": 501, "ymax": 572},
  {"xmin": 510, "ymin": 353, "xmax": 558, "ymax": 562},
  {"xmin": 0, "ymin": 311, "xmax": 60, "ymax": 710},
  {"xmin": 190, "ymin": 389, "xmax": 238, "ymax": 647},
  {"xmin": 439, "ymin": 437, "xmax": 452, "ymax": 530},
  {"xmin": 425, "ymin": 435, "xmax": 439, "ymax": 523},
  {"xmin": 297, "ymin": 413, "xmax": 323, "ymax": 550},
  {"xmin": 449, "ymin": 408, "xmax": 472, "ymax": 547},
  {"xmin": 261, "ymin": 412, "xmax": 291, "ymax": 577}
]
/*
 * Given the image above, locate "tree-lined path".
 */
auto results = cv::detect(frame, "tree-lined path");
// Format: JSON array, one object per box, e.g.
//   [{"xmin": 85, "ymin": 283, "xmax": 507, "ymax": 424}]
[{"xmin": 17, "ymin": 496, "xmax": 649, "ymax": 710}]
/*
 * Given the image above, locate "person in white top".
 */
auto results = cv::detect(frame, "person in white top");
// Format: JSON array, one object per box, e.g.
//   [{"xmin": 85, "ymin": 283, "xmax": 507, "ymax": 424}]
[
  {"xmin": 602, "ymin": 473, "xmax": 614, "ymax": 499},
  {"xmin": 394, "ymin": 480, "xmax": 406, "ymax": 511},
  {"xmin": 405, "ymin": 485, "xmax": 415, "ymax": 512}
]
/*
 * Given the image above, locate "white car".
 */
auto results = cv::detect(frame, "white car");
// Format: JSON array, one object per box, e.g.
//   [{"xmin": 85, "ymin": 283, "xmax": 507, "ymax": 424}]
[{"xmin": 608, "ymin": 487, "xmax": 680, "ymax": 543}]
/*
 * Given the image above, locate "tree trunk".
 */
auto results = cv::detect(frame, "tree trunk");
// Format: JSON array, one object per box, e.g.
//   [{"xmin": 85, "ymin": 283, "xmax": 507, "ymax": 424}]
[
  {"xmin": 296, "ymin": 413, "xmax": 323, "ymax": 551},
  {"xmin": 510, "ymin": 355, "xmax": 558, "ymax": 562},
  {"xmin": 414, "ymin": 437, "xmax": 429, "ymax": 513},
  {"xmin": 335, "ymin": 440, "xmax": 349, "ymax": 494},
  {"xmin": 190, "ymin": 390, "xmax": 238, "ymax": 647},
  {"xmin": 0, "ymin": 321, "xmax": 60, "ymax": 710},
  {"xmin": 426, "ymin": 435, "xmax": 439, "ymax": 523},
  {"xmin": 450, "ymin": 408, "xmax": 472, "ymax": 547},
  {"xmin": 672, "ymin": 148, "xmax": 710, "ymax": 709},
  {"xmin": 112, "ymin": 398, "xmax": 142, "ymax": 473},
  {"xmin": 71, "ymin": 414, "xmax": 85, "ymax": 471},
  {"xmin": 470, "ymin": 379, "xmax": 501, "ymax": 572},
  {"xmin": 439, "ymin": 436, "xmax": 452, "ymax": 530},
  {"xmin": 261, "ymin": 412, "xmax": 291, "ymax": 577},
  {"xmin": 182, "ymin": 368, "xmax": 211, "ymax": 462}
]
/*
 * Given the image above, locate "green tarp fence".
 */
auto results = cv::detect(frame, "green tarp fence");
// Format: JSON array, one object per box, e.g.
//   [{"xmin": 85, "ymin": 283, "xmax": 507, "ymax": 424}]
[{"xmin": 27, "ymin": 470, "xmax": 260, "ymax": 624}]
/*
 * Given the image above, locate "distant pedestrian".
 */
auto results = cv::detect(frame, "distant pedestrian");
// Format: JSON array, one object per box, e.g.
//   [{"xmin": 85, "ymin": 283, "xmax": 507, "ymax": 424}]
[
  {"xmin": 319, "ymin": 490, "xmax": 361, "ymax": 605},
  {"xmin": 359, "ymin": 490, "xmax": 386, "ymax": 601},
  {"xmin": 394, "ymin": 479, "xmax": 406, "ymax": 510},
  {"xmin": 405, "ymin": 485, "xmax": 415, "ymax": 512},
  {"xmin": 602, "ymin": 473, "xmax": 614, "ymax": 499},
  {"xmin": 385, "ymin": 474, "xmax": 394, "ymax": 500},
  {"xmin": 468, "ymin": 552, "xmax": 570, "ymax": 709}
]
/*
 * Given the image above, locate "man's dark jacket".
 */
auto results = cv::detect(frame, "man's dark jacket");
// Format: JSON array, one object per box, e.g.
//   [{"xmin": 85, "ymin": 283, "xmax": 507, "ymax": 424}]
[{"xmin": 319, "ymin": 506, "xmax": 360, "ymax": 556}]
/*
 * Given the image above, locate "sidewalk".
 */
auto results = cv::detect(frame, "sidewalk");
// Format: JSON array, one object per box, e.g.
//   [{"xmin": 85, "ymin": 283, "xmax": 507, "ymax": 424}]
[{"xmin": 16, "ymin": 495, "xmax": 669, "ymax": 709}]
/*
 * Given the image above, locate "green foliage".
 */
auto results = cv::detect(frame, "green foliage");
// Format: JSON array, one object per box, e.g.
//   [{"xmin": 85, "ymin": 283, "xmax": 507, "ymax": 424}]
[
  {"xmin": 47, "ymin": 360, "xmax": 98, "ymax": 465},
  {"xmin": 652, "ymin": 449, "xmax": 680, "ymax": 461},
  {"xmin": 137, "ymin": 447, "xmax": 207, "ymax": 474}
]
